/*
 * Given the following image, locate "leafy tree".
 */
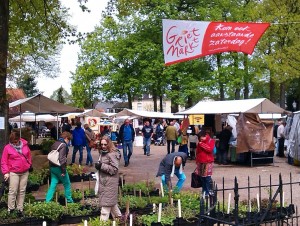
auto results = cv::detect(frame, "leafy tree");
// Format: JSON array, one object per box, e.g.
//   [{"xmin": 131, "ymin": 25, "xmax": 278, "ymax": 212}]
[
  {"xmin": 0, "ymin": 0, "xmax": 77, "ymax": 151},
  {"xmin": 50, "ymin": 86, "xmax": 72, "ymax": 105},
  {"xmin": 16, "ymin": 74, "xmax": 39, "ymax": 97}
]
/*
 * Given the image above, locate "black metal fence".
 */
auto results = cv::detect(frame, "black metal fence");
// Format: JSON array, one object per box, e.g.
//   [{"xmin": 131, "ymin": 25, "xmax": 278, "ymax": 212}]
[{"xmin": 199, "ymin": 173, "xmax": 300, "ymax": 226}]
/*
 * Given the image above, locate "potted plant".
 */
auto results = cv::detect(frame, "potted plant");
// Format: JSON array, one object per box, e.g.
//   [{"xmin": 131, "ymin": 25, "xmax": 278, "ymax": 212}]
[
  {"xmin": 40, "ymin": 139, "xmax": 56, "ymax": 155},
  {"xmin": 59, "ymin": 203, "xmax": 93, "ymax": 224},
  {"xmin": 0, "ymin": 208, "xmax": 25, "ymax": 226},
  {"xmin": 24, "ymin": 201, "xmax": 64, "ymax": 226}
]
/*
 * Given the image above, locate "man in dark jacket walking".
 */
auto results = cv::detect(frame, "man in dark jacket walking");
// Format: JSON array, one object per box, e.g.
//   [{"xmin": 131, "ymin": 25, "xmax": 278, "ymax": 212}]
[
  {"xmin": 118, "ymin": 119, "xmax": 135, "ymax": 167},
  {"xmin": 156, "ymin": 152, "xmax": 187, "ymax": 191}
]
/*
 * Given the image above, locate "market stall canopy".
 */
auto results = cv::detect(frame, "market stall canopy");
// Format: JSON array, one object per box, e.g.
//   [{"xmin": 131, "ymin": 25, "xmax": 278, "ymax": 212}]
[
  {"xmin": 9, "ymin": 94, "xmax": 82, "ymax": 114},
  {"xmin": 175, "ymin": 98, "xmax": 288, "ymax": 115},
  {"xmin": 114, "ymin": 108, "xmax": 183, "ymax": 119},
  {"xmin": 76, "ymin": 109, "xmax": 114, "ymax": 117},
  {"xmin": 9, "ymin": 114, "xmax": 60, "ymax": 122}
]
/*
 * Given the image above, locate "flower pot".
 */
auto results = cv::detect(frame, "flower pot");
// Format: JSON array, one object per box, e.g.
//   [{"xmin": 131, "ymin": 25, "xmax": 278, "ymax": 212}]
[
  {"xmin": 59, "ymin": 215, "xmax": 94, "ymax": 224},
  {"xmin": 69, "ymin": 175, "xmax": 82, "ymax": 182}
]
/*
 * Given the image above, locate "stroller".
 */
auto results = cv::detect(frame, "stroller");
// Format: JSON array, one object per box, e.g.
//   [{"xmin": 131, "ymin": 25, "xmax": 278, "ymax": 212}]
[{"xmin": 154, "ymin": 131, "xmax": 166, "ymax": 146}]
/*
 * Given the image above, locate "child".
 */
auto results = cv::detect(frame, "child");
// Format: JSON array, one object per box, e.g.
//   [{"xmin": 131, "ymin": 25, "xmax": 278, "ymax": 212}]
[{"xmin": 189, "ymin": 132, "xmax": 198, "ymax": 160}]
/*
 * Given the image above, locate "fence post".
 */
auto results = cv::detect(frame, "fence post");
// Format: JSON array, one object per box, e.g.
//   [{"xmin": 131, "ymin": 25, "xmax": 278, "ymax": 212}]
[{"xmin": 234, "ymin": 177, "xmax": 239, "ymax": 225}]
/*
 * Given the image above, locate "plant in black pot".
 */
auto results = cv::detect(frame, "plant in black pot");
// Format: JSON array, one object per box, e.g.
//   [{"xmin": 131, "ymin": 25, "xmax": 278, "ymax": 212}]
[
  {"xmin": 24, "ymin": 201, "xmax": 64, "ymax": 225},
  {"xmin": 60, "ymin": 203, "xmax": 92, "ymax": 224},
  {"xmin": 40, "ymin": 139, "xmax": 56, "ymax": 155},
  {"xmin": 0, "ymin": 208, "xmax": 26, "ymax": 225}
]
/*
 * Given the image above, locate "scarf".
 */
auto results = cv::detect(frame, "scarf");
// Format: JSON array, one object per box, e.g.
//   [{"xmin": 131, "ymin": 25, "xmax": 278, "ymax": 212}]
[
  {"xmin": 170, "ymin": 156, "xmax": 183, "ymax": 178},
  {"xmin": 10, "ymin": 140, "xmax": 23, "ymax": 154}
]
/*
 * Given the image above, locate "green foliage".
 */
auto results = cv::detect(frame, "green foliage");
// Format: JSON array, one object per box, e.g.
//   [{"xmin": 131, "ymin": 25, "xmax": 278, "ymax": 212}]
[
  {"xmin": 63, "ymin": 203, "xmax": 92, "ymax": 216},
  {"xmin": 24, "ymin": 201, "xmax": 64, "ymax": 221},
  {"xmin": 66, "ymin": 164, "xmax": 88, "ymax": 176},
  {"xmin": 119, "ymin": 195, "xmax": 148, "ymax": 209},
  {"xmin": 59, "ymin": 188, "xmax": 83, "ymax": 200},
  {"xmin": 50, "ymin": 86, "xmax": 72, "ymax": 105},
  {"xmin": 40, "ymin": 139, "xmax": 56, "ymax": 155},
  {"xmin": 16, "ymin": 75, "xmax": 39, "ymax": 97},
  {"xmin": 83, "ymin": 217, "xmax": 112, "ymax": 226},
  {"xmin": 0, "ymin": 208, "xmax": 24, "ymax": 224}
]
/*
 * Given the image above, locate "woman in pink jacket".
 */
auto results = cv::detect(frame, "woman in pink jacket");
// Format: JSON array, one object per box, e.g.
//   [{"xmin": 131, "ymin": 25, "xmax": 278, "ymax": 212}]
[
  {"xmin": 1, "ymin": 132, "xmax": 32, "ymax": 215},
  {"xmin": 196, "ymin": 130, "xmax": 215, "ymax": 197}
]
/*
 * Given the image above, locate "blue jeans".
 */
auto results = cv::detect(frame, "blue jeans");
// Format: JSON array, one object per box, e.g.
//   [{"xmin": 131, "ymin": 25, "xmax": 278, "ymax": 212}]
[
  {"xmin": 161, "ymin": 168, "xmax": 186, "ymax": 191},
  {"xmin": 143, "ymin": 137, "xmax": 151, "ymax": 155},
  {"xmin": 167, "ymin": 140, "xmax": 176, "ymax": 154},
  {"xmin": 201, "ymin": 176, "xmax": 212, "ymax": 196},
  {"xmin": 72, "ymin": 145, "xmax": 83, "ymax": 164},
  {"xmin": 85, "ymin": 145, "xmax": 93, "ymax": 165},
  {"xmin": 122, "ymin": 140, "xmax": 133, "ymax": 164},
  {"xmin": 178, "ymin": 144, "xmax": 188, "ymax": 155},
  {"xmin": 45, "ymin": 166, "xmax": 73, "ymax": 203}
]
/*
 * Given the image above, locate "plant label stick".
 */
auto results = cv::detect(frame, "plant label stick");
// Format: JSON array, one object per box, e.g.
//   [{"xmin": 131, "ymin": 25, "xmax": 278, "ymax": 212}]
[
  {"xmin": 42, "ymin": 221, "xmax": 46, "ymax": 226},
  {"xmin": 227, "ymin": 193, "xmax": 231, "ymax": 214},
  {"xmin": 158, "ymin": 203, "xmax": 162, "ymax": 222},
  {"xmin": 112, "ymin": 221, "xmax": 116, "ymax": 226},
  {"xmin": 160, "ymin": 182, "xmax": 164, "ymax": 197},
  {"xmin": 178, "ymin": 199, "xmax": 182, "ymax": 218},
  {"xmin": 84, "ymin": 220, "xmax": 88, "ymax": 226},
  {"xmin": 130, "ymin": 214, "xmax": 133, "ymax": 226}
]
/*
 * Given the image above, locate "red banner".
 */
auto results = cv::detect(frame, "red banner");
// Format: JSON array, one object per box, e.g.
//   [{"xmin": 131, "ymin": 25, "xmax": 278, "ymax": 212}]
[{"xmin": 163, "ymin": 20, "xmax": 270, "ymax": 65}]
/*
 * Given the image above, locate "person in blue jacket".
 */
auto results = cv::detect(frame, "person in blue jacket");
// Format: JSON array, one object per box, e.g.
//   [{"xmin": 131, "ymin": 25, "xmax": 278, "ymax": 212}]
[
  {"xmin": 118, "ymin": 119, "xmax": 135, "ymax": 167},
  {"xmin": 71, "ymin": 121, "xmax": 86, "ymax": 165}
]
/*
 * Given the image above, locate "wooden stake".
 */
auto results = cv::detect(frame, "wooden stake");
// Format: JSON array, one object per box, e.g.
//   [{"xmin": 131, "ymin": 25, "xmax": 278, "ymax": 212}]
[
  {"xmin": 139, "ymin": 189, "xmax": 142, "ymax": 198},
  {"xmin": 55, "ymin": 192, "xmax": 58, "ymax": 203}
]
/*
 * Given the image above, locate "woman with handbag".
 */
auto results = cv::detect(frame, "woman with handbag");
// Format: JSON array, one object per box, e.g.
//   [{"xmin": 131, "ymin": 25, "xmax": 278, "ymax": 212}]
[
  {"xmin": 45, "ymin": 131, "xmax": 73, "ymax": 203},
  {"xmin": 84, "ymin": 124, "xmax": 95, "ymax": 167},
  {"xmin": 1, "ymin": 132, "xmax": 32, "ymax": 215},
  {"xmin": 94, "ymin": 135, "xmax": 122, "ymax": 221},
  {"xmin": 196, "ymin": 130, "xmax": 215, "ymax": 197}
]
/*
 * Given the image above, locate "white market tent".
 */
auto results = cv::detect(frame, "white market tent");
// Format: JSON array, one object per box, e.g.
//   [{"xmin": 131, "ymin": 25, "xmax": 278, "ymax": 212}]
[
  {"xmin": 9, "ymin": 94, "xmax": 82, "ymax": 139},
  {"xmin": 9, "ymin": 94, "xmax": 81, "ymax": 114},
  {"xmin": 9, "ymin": 114, "xmax": 60, "ymax": 122},
  {"xmin": 175, "ymin": 98, "xmax": 288, "ymax": 115},
  {"xmin": 113, "ymin": 108, "xmax": 183, "ymax": 119},
  {"xmin": 76, "ymin": 109, "xmax": 114, "ymax": 118}
]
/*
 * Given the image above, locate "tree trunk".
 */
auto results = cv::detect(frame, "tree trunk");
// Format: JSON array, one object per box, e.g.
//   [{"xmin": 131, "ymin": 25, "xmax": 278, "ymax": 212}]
[
  {"xmin": 127, "ymin": 92, "xmax": 132, "ymax": 109},
  {"xmin": 152, "ymin": 93, "xmax": 157, "ymax": 112},
  {"xmin": 243, "ymin": 54, "xmax": 249, "ymax": 99},
  {"xmin": 217, "ymin": 55, "xmax": 224, "ymax": 100},
  {"xmin": 0, "ymin": 0, "xmax": 9, "ymax": 155},
  {"xmin": 171, "ymin": 80, "xmax": 179, "ymax": 113},
  {"xmin": 269, "ymin": 71, "xmax": 276, "ymax": 103},
  {"xmin": 159, "ymin": 95, "xmax": 163, "ymax": 112},
  {"xmin": 279, "ymin": 83, "xmax": 285, "ymax": 109}
]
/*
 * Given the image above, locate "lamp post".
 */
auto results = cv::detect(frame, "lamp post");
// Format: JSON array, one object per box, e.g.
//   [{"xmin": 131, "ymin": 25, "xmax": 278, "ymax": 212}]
[{"xmin": 292, "ymin": 101, "xmax": 297, "ymax": 111}]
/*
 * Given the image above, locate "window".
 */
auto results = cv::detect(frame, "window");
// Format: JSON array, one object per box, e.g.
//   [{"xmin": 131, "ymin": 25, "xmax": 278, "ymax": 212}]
[{"xmin": 137, "ymin": 103, "xmax": 142, "ymax": 111}]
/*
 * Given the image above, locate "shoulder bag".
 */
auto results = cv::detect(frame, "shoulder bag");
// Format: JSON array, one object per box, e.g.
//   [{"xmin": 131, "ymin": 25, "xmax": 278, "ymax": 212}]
[
  {"xmin": 47, "ymin": 143, "xmax": 64, "ymax": 166},
  {"xmin": 191, "ymin": 168, "xmax": 202, "ymax": 188}
]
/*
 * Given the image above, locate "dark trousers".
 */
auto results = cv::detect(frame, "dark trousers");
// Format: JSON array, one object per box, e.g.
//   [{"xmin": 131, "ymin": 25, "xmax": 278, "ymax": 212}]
[
  {"xmin": 167, "ymin": 140, "xmax": 176, "ymax": 154},
  {"xmin": 278, "ymin": 138, "xmax": 285, "ymax": 157}
]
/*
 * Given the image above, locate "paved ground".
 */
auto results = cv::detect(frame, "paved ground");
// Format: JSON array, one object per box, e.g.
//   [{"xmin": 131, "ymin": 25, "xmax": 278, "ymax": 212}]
[{"xmin": 34, "ymin": 143, "xmax": 300, "ymax": 210}]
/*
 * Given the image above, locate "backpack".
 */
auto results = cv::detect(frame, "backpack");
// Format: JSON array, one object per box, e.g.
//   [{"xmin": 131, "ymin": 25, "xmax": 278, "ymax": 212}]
[{"xmin": 209, "ymin": 138, "xmax": 217, "ymax": 155}]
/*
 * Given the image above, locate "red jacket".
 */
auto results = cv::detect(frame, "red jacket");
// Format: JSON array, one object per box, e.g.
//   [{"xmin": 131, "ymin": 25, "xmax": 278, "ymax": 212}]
[{"xmin": 196, "ymin": 135, "xmax": 215, "ymax": 164}]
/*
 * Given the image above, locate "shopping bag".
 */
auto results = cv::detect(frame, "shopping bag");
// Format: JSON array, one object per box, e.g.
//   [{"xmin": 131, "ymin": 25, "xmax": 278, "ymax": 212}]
[
  {"xmin": 191, "ymin": 169, "xmax": 202, "ymax": 188},
  {"xmin": 47, "ymin": 143, "xmax": 64, "ymax": 166}
]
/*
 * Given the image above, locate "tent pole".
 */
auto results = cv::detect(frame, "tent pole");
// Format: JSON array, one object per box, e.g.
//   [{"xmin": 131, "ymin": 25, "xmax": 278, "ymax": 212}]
[{"xmin": 56, "ymin": 113, "xmax": 59, "ymax": 140}]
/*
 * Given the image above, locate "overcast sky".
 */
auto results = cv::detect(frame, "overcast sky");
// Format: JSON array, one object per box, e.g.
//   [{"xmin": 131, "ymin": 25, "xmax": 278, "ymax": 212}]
[{"xmin": 36, "ymin": 0, "xmax": 108, "ymax": 97}]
